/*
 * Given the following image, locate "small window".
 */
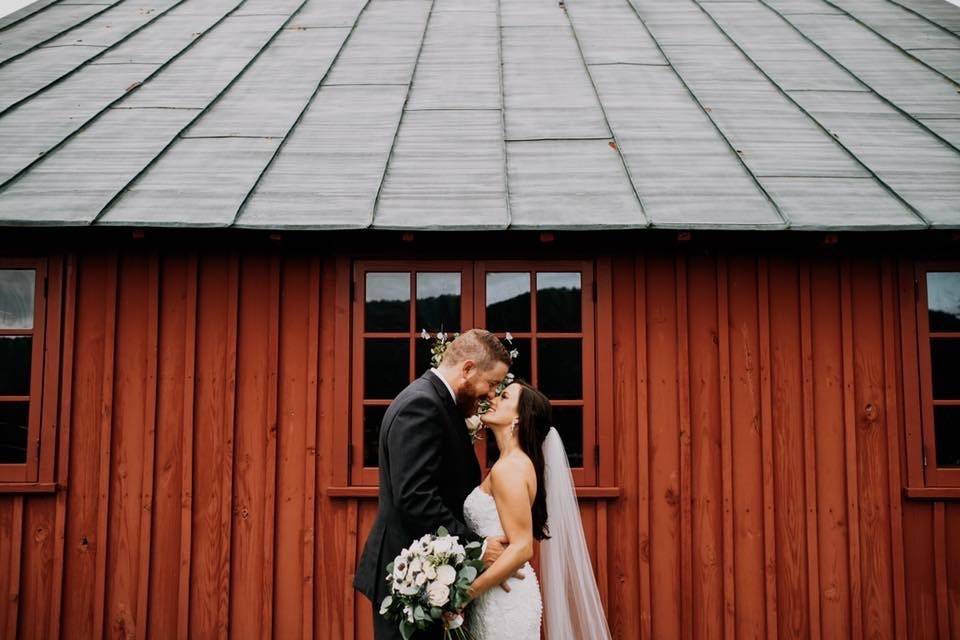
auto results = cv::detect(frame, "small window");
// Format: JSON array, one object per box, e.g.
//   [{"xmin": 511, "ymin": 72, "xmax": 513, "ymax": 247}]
[
  {"xmin": 351, "ymin": 263, "xmax": 473, "ymax": 485},
  {"xmin": 0, "ymin": 260, "xmax": 47, "ymax": 484},
  {"xmin": 480, "ymin": 267, "xmax": 595, "ymax": 484},
  {"xmin": 917, "ymin": 266, "xmax": 960, "ymax": 487},
  {"xmin": 349, "ymin": 260, "xmax": 598, "ymax": 487}
]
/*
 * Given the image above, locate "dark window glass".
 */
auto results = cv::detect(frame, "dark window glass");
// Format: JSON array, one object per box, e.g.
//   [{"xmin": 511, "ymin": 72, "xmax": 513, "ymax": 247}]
[
  {"xmin": 365, "ymin": 273, "xmax": 410, "ymax": 332},
  {"xmin": 537, "ymin": 339, "xmax": 582, "ymax": 400},
  {"xmin": 0, "ymin": 270, "xmax": 35, "ymax": 330},
  {"xmin": 0, "ymin": 336, "xmax": 31, "ymax": 395},
  {"xmin": 934, "ymin": 406, "xmax": 960, "ymax": 468},
  {"xmin": 504, "ymin": 337, "xmax": 531, "ymax": 384},
  {"xmin": 486, "ymin": 273, "xmax": 530, "ymax": 333},
  {"xmin": 552, "ymin": 405, "xmax": 584, "ymax": 468},
  {"xmin": 931, "ymin": 338, "xmax": 960, "ymax": 399},
  {"xmin": 364, "ymin": 339, "xmax": 409, "ymax": 399},
  {"xmin": 416, "ymin": 273, "xmax": 460, "ymax": 333},
  {"xmin": 537, "ymin": 272, "xmax": 581, "ymax": 333},
  {"xmin": 363, "ymin": 404, "xmax": 388, "ymax": 468},
  {"xmin": 0, "ymin": 402, "xmax": 28, "ymax": 464},
  {"xmin": 415, "ymin": 338, "xmax": 433, "ymax": 377},
  {"xmin": 927, "ymin": 272, "xmax": 960, "ymax": 332}
]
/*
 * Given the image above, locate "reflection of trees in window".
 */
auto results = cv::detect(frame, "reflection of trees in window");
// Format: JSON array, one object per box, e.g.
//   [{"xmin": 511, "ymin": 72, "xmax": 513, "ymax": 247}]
[
  {"xmin": 925, "ymin": 271, "xmax": 960, "ymax": 470},
  {"xmin": 0, "ymin": 269, "xmax": 35, "ymax": 466}
]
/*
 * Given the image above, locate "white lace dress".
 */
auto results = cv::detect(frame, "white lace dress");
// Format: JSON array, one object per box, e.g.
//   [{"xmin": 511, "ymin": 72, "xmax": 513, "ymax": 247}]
[{"xmin": 462, "ymin": 485, "xmax": 543, "ymax": 639}]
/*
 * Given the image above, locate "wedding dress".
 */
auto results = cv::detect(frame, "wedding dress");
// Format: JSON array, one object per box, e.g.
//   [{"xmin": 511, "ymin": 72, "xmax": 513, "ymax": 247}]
[
  {"xmin": 462, "ymin": 428, "xmax": 613, "ymax": 640},
  {"xmin": 463, "ymin": 485, "xmax": 543, "ymax": 639}
]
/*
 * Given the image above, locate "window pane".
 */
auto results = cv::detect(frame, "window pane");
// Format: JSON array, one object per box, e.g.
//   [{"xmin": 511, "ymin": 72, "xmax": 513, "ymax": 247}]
[
  {"xmin": 0, "ymin": 402, "xmax": 28, "ymax": 464},
  {"xmin": 931, "ymin": 338, "xmax": 960, "ymax": 399},
  {"xmin": 0, "ymin": 270, "xmax": 35, "ymax": 330},
  {"xmin": 0, "ymin": 336, "xmax": 31, "ymax": 395},
  {"xmin": 364, "ymin": 339, "xmax": 409, "ymax": 399},
  {"xmin": 537, "ymin": 272, "xmax": 581, "ymax": 333},
  {"xmin": 365, "ymin": 273, "xmax": 410, "ymax": 332},
  {"xmin": 537, "ymin": 339, "xmax": 582, "ymax": 399},
  {"xmin": 416, "ymin": 273, "xmax": 460, "ymax": 333},
  {"xmin": 934, "ymin": 406, "xmax": 960, "ymax": 468},
  {"xmin": 504, "ymin": 337, "xmax": 531, "ymax": 383},
  {"xmin": 552, "ymin": 405, "xmax": 584, "ymax": 468},
  {"xmin": 927, "ymin": 272, "xmax": 960, "ymax": 332},
  {"xmin": 486, "ymin": 273, "xmax": 530, "ymax": 333},
  {"xmin": 416, "ymin": 338, "xmax": 433, "ymax": 376},
  {"xmin": 364, "ymin": 405, "xmax": 388, "ymax": 468}
]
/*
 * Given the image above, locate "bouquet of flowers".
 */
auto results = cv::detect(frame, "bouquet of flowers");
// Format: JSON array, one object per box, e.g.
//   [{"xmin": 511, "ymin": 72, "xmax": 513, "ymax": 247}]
[
  {"xmin": 419, "ymin": 329, "xmax": 519, "ymax": 442},
  {"xmin": 380, "ymin": 526, "xmax": 484, "ymax": 639}
]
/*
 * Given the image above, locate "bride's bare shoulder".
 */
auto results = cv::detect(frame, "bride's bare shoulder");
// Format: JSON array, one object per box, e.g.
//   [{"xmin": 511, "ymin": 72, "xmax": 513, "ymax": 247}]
[{"xmin": 489, "ymin": 452, "xmax": 537, "ymax": 500}]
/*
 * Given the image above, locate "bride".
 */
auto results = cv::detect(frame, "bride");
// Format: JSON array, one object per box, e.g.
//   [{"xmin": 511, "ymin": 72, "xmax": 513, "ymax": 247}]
[{"xmin": 462, "ymin": 379, "xmax": 612, "ymax": 640}]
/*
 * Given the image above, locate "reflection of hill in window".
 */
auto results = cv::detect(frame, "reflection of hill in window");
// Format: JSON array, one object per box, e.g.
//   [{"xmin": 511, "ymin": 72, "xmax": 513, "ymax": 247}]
[
  {"xmin": 366, "ymin": 300, "xmax": 408, "ymax": 332},
  {"xmin": 538, "ymin": 286, "xmax": 580, "ymax": 332},
  {"xmin": 417, "ymin": 294, "xmax": 459, "ymax": 332},
  {"xmin": 487, "ymin": 292, "xmax": 531, "ymax": 332},
  {"xmin": 930, "ymin": 309, "xmax": 960, "ymax": 332}
]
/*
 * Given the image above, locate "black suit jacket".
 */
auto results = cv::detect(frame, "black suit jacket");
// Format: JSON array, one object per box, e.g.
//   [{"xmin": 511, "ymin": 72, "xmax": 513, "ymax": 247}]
[{"xmin": 353, "ymin": 370, "xmax": 483, "ymax": 607}]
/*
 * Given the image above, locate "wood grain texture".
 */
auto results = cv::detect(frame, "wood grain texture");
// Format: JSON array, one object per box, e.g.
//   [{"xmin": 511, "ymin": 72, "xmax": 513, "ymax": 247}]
[{"xmin": 0, "ymin": 248, "xmax": 954, "ymax": 639}]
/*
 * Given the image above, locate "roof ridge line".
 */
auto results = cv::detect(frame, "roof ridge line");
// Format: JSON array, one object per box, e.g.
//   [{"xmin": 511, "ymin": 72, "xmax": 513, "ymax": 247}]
[
  {"xmin": 562, "ymin": 0, "xmax": 651, "ymax": 229},
  {"xmin": 754, "ymin": 0, "xmax": 960, "ymax": 158},
  {"xmin": 0, "ymin": 0, "xmax": 192, "ymax": 117},
  {"xmin": 693, "ymin": 0, "xmax": 934, "ymax": 229},
  {"xmin": 0, "ymin": 0, "xmax": 241, "ymax": 193},
  {"xmin": 366, "ymin": 0, "xmax": 438, "ymax": 230},
  {"xmin": 496, "ymin": 0, "xmax": 512, "ymax": 230},
  {"xmin": 619, "ymin": 0, "xmax": 792, "ymax": 229},
  {"xmin": 89, "ymin": 0, "xmax": 313, "ymax": 225},
  {"xmin": 817, "ymin": 0, "xmax": 960, "ymax": 87},
  {"xmin": 0, "ymin": 0, "xmax": 120, "ymax": 69},
  {"xmin": 230, "ymin": 0, "xmax": 376, "ymax": 227}
]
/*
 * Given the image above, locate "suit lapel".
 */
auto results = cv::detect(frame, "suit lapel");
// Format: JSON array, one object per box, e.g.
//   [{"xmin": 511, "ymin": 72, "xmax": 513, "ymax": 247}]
[{"xmin": 423, "ymin": 371, "xmax": 480, "ymax": 476}]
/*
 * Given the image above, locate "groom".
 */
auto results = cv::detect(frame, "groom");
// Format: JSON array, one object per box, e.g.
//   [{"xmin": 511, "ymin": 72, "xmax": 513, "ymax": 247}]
[{"xmin": 354, "ymin": 329, "xmax": 519, "ymax": 639}]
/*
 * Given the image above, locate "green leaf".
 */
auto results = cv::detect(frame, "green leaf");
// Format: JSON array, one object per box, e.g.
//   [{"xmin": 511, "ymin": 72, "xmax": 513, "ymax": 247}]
[
  {"xmin": 459, "ymin": 566, "xmax": 477, "ymax": 582},
  {"xmin": 437, "ymin": 526, "xmax": 449, "ymax": 537},
  {"xmin": 401, "ymin": 620, "xmax": 415, "ymax": 640},
  {"xmin": 430, "ymin": 607, "xmax": 443, "ymax": 620},
  {"xmin": 386, "ymin": 561, "xmax": 395, "ymax": 574}
]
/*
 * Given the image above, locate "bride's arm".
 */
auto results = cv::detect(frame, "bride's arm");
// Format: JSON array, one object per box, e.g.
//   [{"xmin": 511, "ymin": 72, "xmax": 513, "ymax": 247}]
[{"xmin": 466, "ymin": 459, "xmax": 535, "ymax": 600}]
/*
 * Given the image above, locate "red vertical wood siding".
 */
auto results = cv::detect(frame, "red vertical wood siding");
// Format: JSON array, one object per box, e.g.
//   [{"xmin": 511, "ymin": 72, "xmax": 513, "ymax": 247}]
[{"xmin": 0, "ymin": 247, "xmax": 955, "ymax": 639}]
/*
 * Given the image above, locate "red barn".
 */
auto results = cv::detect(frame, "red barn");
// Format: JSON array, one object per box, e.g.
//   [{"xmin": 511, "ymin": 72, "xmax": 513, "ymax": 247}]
[{"xmin": 0, "ymin": 0, "xmax": 958, "ymax": 638}]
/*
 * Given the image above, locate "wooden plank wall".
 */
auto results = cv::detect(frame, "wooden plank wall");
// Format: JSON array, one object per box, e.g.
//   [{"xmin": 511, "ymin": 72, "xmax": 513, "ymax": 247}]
[{"xmin": 0, "ymin": 248, "xmax": 956, "ymax": 639}]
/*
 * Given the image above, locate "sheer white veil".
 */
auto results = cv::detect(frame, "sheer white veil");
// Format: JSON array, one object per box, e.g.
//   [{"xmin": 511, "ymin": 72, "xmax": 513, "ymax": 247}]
[{"xmin": 540, "ymin": 427, "xmax": 613, "ymax": 640}]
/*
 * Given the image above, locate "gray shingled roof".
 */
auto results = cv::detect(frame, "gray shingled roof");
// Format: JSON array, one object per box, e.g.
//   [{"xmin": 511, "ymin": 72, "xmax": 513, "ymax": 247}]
[{"xmin": 0, "ymin": 0, "xmax": 958, "ymax": 230}]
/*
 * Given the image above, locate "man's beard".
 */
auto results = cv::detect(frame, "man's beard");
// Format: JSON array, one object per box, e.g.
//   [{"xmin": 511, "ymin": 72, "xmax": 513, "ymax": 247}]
[{"xmin": 455, "ymin": 385, "xmax": 481, "ymax": 417}]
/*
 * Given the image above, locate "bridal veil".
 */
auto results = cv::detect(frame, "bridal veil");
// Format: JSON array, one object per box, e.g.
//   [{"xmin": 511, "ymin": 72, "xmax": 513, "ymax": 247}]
[{"xmin": 540, "ymin": 427, "xmax": 613, "ymax": 640}]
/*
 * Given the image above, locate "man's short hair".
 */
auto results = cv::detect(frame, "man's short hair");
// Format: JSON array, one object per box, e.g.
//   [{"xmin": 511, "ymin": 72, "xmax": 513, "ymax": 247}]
[{"xmin": 441, "ymin": 329, "xmax": 511, "ymax": 371}]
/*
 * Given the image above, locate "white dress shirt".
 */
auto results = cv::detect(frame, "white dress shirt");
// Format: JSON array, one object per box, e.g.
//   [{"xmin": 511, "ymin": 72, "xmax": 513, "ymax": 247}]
[{"xmin": 429, "ymin": 367, "xmax": 457, "ymax": 403}]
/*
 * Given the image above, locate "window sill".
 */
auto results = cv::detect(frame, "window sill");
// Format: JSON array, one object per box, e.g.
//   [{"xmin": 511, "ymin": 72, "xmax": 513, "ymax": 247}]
[
  {"xmin": 0, "ymin": 482, "xmax": 57, "ymax": 494},
  {"xmin": 326, "ymin": 486, "xmax": 621, "ymax": 499},
  {"xmin": 903, "ymin": 486, "xmax": 960, "ymax": 500}
]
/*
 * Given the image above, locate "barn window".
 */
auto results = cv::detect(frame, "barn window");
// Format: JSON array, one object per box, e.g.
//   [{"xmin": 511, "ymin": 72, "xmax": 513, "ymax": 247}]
[
  {"xmin": 350, "ymin": 261, "xmax": 598, "ymax": 487},
  {"xmin": 916, "ymin": 265, "xmax": 960, "ymax": 489},
  {"xmin": 0, "ymin": 258, "xmax": 51, "ymax": 487}
]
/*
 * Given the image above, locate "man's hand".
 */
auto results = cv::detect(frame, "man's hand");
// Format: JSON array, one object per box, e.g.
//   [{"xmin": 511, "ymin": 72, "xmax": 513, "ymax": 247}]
[{"xmin": 481, "ymin": 535, "xmax": 526, "ymax": 593}]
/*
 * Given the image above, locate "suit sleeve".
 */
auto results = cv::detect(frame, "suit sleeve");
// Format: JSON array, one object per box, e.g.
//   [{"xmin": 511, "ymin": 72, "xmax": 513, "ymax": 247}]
[{"xmin": 385, "ymin": 394, "xmax": 482, "ymax": 544}]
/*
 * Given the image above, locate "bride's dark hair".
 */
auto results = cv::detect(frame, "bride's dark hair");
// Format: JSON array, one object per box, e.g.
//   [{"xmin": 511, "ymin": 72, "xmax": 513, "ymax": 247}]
[{"xmin": 491, "ymin": 378, "xmax": 552, "ymax": 541}]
